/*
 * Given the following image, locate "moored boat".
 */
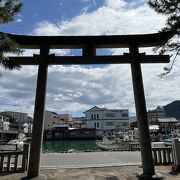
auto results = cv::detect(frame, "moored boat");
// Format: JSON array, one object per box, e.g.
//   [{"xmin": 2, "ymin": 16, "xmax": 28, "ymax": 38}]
[{"xmin": 96, "ymin": 131, "xmax": 129, "ymax": 151}]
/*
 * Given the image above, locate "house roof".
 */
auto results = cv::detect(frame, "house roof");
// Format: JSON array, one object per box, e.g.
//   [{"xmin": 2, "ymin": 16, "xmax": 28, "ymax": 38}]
[
  {"xmin": 83, "ymin": 106, "xmax": 102, "ymax": 113},
  {"xmin": 157, "ymin": 118, "xmax": 178, "ymax": 123}
]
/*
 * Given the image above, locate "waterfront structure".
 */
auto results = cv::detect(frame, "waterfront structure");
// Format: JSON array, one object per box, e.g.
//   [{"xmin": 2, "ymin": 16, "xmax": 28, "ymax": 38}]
[
  {"xmin": 44, "ymin": 110, "xmax": 72, "ymax": 130},
  {"xmin": 71, "ymin": 117, "xmax": 86, "ymax": 128},
  {"xmin": 4, "ymin": 31, "xmax": 172, "ymax": 179},
  {"xmin": 44, "ymin": 127, "xmax": 96, "ymax": 140},
  {"xmin": 147, "ymin": 106, "xmax": 165, "ymax": 120},
  {"xmin": 1, "ymin": 111, "xmax": 28, "ymax": 122},
  {"xmin": 84, "ymin": 106, "xmax": 129, "ymax": 137}
]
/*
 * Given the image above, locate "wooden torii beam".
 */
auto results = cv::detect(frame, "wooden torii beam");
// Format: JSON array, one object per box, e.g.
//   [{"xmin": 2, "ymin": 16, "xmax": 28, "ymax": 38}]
[
  {"xmin": 9, "ymin": 54, "xmax": 169, "ymax": 65},
  {"xmin": 2, "ymin": 31, "xmax": 173, "ymax": 179}
]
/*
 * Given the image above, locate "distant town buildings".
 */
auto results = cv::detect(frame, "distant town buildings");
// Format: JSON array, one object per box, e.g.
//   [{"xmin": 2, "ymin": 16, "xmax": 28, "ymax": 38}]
[
  {"xmin": 1, "ymin": 100, "xmax": 179, "ymax": 139},
  {"xmin": 0, "ymin": 111, "xmax": 29, "ymax": 122},
  {"xmin": 130, "ymin": 105, "xmax": 179, "ymax": 136},
  {"xmin": 147, "ymin": 106, "xmax": 165, "ymax": 120},
  {"xmin": 84, "ymin": 106, "xmax": 129, "ymax": 137},
  {"xmin": 0, "ymin": 111, "xmax": 33, "ymax": 134},
  {"xmin": 44, "ymin": 110, "xmax": 72, "ymax": 130},
  {"xmin": 71, "ymin": 117, "xmax": 86, "ymax": 128},
  {"xmin": 149, "ymin": 117, "xmax": 178, "ymax": 133}
]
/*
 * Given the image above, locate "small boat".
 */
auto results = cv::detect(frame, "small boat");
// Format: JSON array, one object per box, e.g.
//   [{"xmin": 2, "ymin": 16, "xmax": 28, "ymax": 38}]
[
  {"xmin": 96, "ymin": 131, "xmax": 129, "ymax": 151},
  {"xmin": 96, "ymin": 136, "xmax": 118, "ymax": 150}
]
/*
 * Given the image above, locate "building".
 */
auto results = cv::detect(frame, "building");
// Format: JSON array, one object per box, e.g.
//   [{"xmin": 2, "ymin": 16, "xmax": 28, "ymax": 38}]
[
  {"xmin": 129, "ymin": 116, "xmax": 138, "ymax": 130},
  {"xmin": 71, "ymin": 117, "xmax": 86, "ymax": 128},
  {"xmin": 1, "ymin": 111, "xmax": 28, "ymax": 122},
  {"xmin": 84, "ymin": 106, "xmax": 129, "ymax": 137},
  {"xmin": 147, "ymin": 106, "xmax": 165, "ymax": 120},
  {"xmin": 44, "ymin": 110, "xmax": 72, "ymax": 130},
  {"xmin": 149, "ymin": 117, "xmax": 178, "ymax": 134},
  {"xmin": 44, "ymin": 113, "xmax": 95, "ymax": 140}
]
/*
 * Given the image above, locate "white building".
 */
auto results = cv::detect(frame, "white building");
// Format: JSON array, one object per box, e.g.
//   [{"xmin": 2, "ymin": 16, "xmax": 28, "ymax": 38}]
[{"xmin": 84, "ymin": 106, "xmax": 129, "ymax": 137}]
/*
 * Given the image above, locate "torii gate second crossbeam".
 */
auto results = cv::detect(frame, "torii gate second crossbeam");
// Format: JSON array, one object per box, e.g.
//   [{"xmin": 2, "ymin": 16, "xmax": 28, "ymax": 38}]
[{"xmin": 2, "ymin": 31, "xmax": 172, "ymax": 179}]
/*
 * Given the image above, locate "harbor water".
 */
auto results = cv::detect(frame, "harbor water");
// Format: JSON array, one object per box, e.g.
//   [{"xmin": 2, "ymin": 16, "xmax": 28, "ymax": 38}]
[{"xmin": 43, "ymin": 140, "xmax": 97, "ymax": 153}]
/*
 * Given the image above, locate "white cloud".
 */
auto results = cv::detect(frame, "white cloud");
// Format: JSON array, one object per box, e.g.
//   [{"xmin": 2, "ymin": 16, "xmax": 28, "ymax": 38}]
[
  {"xmin": 105, "ymin": 0, "xmax": 127, "ymax": 9},
  {"xmin": 16, "ymin": 18, "xmax": 22, "ymax": 23},
  {"xmin": 33, "ymin": 21, "xmax": 61, "ymax": 35},
  {"xmin": 33, "ymin": 1, "xmax": 166, "ymax": 36},
  {"xmin": 15, "ymin": 14, "xmax": 23, "ymax": 23}
]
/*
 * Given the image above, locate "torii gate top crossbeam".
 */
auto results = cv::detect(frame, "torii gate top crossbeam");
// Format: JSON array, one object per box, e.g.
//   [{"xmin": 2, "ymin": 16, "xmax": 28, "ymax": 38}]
[{"xmin": 1, "ymin": 31, "xmax": 173, "ymax": 49}]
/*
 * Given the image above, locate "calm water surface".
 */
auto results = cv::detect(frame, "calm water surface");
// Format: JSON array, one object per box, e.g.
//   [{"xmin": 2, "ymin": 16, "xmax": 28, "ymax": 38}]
[{"xmin": 43, "ymin": 140, "xmax": 97, "ymax": 153}]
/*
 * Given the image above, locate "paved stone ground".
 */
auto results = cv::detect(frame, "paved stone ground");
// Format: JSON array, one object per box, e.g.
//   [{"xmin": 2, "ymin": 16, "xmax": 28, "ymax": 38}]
[
  {"xmin": 41, "ymin": 151, "xmax": 142, "ymax": 168},
  {"xmin": 1, "ymin": 165, "xmax": 180, "ymax": 180}
]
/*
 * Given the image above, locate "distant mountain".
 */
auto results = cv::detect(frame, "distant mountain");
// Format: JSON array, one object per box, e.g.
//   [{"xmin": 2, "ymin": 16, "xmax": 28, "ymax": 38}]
[{"xmin": 163, "ymin": 100, "xmax": 180, "ymax": 120}]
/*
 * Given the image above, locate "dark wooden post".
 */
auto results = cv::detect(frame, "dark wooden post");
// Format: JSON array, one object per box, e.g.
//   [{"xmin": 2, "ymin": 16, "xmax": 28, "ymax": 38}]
[
  {"xmin": 22, "ymin": 143, "xmax": 30, "ymax": 172},
  {"xmin": 83, "ymin": 45, "xmax": 96, "ymax": 57},
  {"xmin": 27, "ymin": 45, "xmax": 49, "ymax": 178},
  {"xmin": 130, "ymin": 44, "xmax": 156, "ymax": 178}
]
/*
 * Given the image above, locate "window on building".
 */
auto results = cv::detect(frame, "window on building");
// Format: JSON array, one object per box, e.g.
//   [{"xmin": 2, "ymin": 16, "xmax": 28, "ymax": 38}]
[
  {"xmin": 106, "ymin": 113, "xmax": 116, "ymax": 118},
  {"xmin": 106, "ymin": 122, "xmax": 114, "ymax": 126},
  {"xmin": 117, "ymin": 122, "xmax": 128, "ymax": 126},
  {"xmin": 94, "ymin": 114, "xmax": 96, "ymax": 120},
  {"xmin": 97, "ymin": 122, "xmax": 99, "ymax": 128},
  {"xmin": 97, "ymin": 114, "xmax": 99, "ymax": 119},
  {"xmin": 117, "ymin": 122, "xmax": 122, "ymax": 126},
  {"xmin": 122, "ymin": 113, "xmax": 128, "ymax": 117},
  {"xmin": 94, "ymin": 122, "xmax": 96, "ymax": 128},
  {"xmin": 91, "ymin": 114, "xmax": 93, "ymax": 120},
  {"xmin": 122, "ymin": 122, "xmax": 128, "ymax": 126}
]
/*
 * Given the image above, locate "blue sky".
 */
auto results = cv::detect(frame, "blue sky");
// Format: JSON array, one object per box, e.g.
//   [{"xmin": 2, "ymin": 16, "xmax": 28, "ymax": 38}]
[
  {"xmin": 2, "ymin": 0, "xmax": 104, "ymax": 34},
  {"xmin": 1, "ymin": 0, "xmax": 180, "ymax": 118}
]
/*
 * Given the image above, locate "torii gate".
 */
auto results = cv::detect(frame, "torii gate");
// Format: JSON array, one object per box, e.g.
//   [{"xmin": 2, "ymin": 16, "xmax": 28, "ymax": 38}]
[{"xmin": 3, "ymin": 31, "xmax": 172, "ymax": 179}]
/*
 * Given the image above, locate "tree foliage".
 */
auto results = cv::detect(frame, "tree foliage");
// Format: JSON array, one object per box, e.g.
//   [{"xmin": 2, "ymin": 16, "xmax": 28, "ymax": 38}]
[
  {"xmin": 0, "ymin": 0, "xmax": 23, "ymax": 70},
  {"xmin": 148, "ymin": 0, "xmax": 180, "ymax": 77},
  {"xmin": 0, "ymin": 112, "xmax": 17, "ymax": 123}
]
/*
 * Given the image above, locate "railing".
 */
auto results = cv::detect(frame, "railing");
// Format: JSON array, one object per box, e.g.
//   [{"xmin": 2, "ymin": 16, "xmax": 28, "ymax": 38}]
[
  {"xmin": 0, "ymin": 144, "xmax": 29, "ymax": 174},
  {"xmin": 0, "ymin": 144, "xmax": 18, "ymax": 152},
  {"xmin": 129, "ymin": 143, "xmax": 173, "ymax": 165},
  {"xmin": 152, "ymin": 147, "xmax": 173, "ymax": 165},
  {"xmin": 129, "ymin": 142, "xmax": 140, "ymax": 151}
]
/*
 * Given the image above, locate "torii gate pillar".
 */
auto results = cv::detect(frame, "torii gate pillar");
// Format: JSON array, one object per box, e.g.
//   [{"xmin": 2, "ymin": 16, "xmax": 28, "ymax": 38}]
[
  {"xmin": 130, "ymin": 45, "xmax": 162, "ymax": 179},
  {"xmin": 27, "ymin": 45, "xmax": 49, "ymax": 178}
]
